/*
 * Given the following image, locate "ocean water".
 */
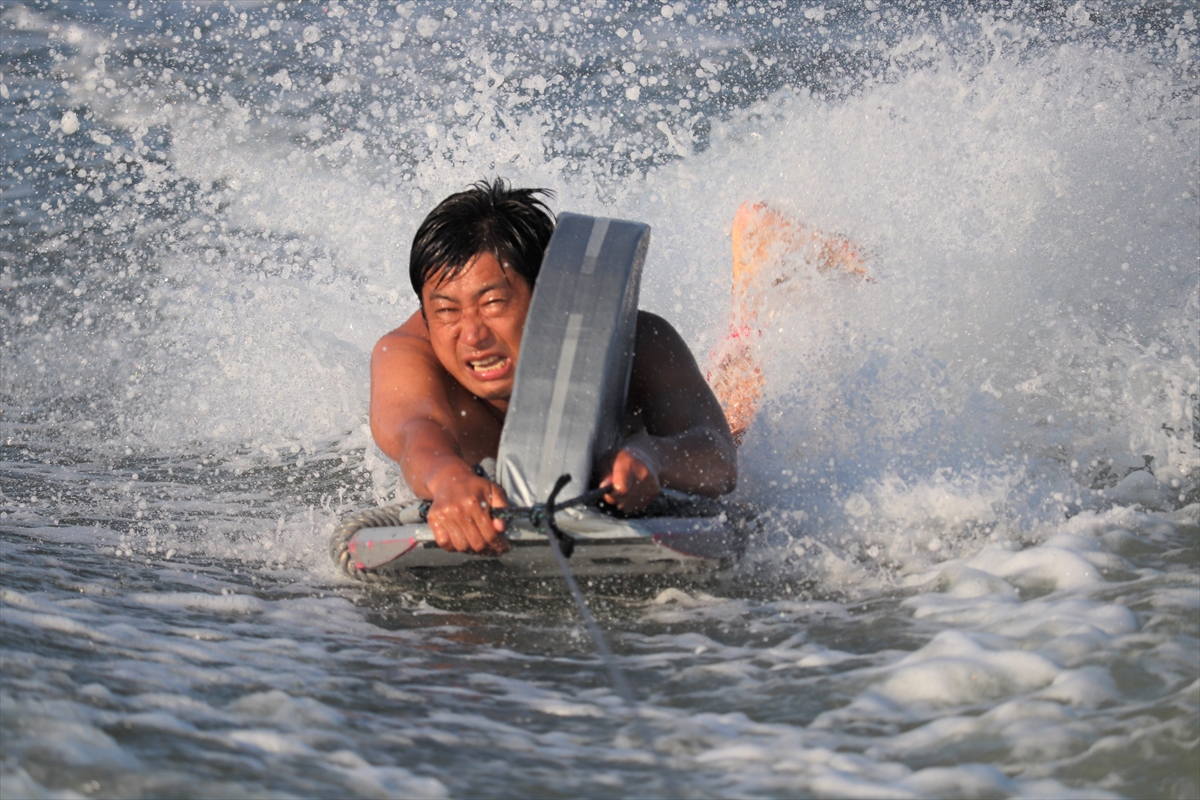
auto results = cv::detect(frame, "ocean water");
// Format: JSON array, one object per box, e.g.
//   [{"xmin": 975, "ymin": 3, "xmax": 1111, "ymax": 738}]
[{"xmin": 2, "ymin": 1, "xmax": 1197, "ymax": 797}]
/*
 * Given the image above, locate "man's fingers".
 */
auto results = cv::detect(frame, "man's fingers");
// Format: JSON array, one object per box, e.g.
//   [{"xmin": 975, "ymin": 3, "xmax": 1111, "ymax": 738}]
[
  {"xmin": 428, "ymin": 481, "xmax": 511, "ymax": 554},
  {"xmin": 485, "ymin": 485, "xmax": 509, "ymax": 535},
  {"xmin": 606, "ymin": 451, "xmax": 641, "ymax": 501},
  {"xmin": 424, "ymin": 477, "xmax": 513, "ymax": 555},
  {"xmin": 608, "ymin": 454, "xmax": 630, "ymax": 493},
  {"xmin": 460, "ymin": 492, "xmax": 509, "ymax": 554},
  {"xmin": 440, "ymin": 519, "xmax": 470, "ymax": 553},
  {"xmin": 487, "ymin": 483, "xmax": 509, "ymax": 508},
  {"xmin": 601, "ymin": 447, "xmax": 660, "ymax": 513},
  {"xmin": 474, "ymin": 487, "xmax": 510, "ymax": 549},
  {"xmin": 464, "ymin": 526, "xmax": 489, "ymax": 554},
  {"xmin": 461, "ymin": 495, "xmax": 499, "ymax": 553},
  {"xmin": 601, "ymin": 455, "xmax": 630, "ymax": 506},
  {"xmin": 601, "ymin": 474, "xmax": 621, "ymax": 504},
  {"xmin": 438, "ymin": 517, "xmax": 503, "ymax": 554},
  {"xmin": 449, "ymin": 517, "xmax": 473, "ymax": 553},
  {"xmin": 599, "ymin": 477, "xmax": 615, "ymax": 500},
  {"xmin": 472, "ymin": 505, "xmax": 506, "ymax": 553}
]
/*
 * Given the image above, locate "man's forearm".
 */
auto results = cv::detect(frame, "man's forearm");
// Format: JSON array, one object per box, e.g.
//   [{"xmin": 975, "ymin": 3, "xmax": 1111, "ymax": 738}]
[
  {"xmin": 395, "ymin": 418, "xmax": 511, "ymax": 554},
  {"xmin": 627, "ymin": 427, "xmax": 737, "ymax": 497},
  {"xmin": 397, "ymin": 419, "xmax": 474, "ymax": 500}
]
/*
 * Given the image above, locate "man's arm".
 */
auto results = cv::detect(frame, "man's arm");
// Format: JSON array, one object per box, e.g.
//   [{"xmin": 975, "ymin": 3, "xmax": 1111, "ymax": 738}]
[
  {"xmin": 369, "ymin": 317, "xmax": 510, "ymax": 554},
  {"xmin": 599, "ymin": 311, "xmax": 738, "ymax": 512}
]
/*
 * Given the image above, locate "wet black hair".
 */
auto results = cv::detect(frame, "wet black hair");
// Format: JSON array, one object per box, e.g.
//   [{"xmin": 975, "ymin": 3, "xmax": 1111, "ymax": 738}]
[{"xmin": 409, "ymin": 178, "xmax": 556, "ymax": 301}]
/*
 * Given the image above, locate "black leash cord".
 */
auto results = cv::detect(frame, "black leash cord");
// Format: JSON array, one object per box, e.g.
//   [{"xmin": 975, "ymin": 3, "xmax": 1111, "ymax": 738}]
[
  {"xmin": 417, "ymin": 480, "xmax": 609, "ymax": 557},
  {"xmin": 491, "ymin": 481, "xmax": 609, "ymax": 557},
  {"xmin": 415, "ymin": 475, "xmax": 684, "ymax": 792},
  {"xmin": 487, "ymin": 475, "xmax": 678, "ymax": 790}
]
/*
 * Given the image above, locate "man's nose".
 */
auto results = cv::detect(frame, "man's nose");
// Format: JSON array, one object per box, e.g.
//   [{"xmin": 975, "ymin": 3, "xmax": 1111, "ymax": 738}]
[{"xmin": 460, "ymin": 309, "xmax": 493, "ymax": 347}]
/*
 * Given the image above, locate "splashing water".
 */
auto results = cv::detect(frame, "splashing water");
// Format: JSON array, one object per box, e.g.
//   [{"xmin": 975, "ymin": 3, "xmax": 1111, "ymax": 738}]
[{"xmin": 2, "ymin": 1, "xmax": 1197, "ymax": 798}]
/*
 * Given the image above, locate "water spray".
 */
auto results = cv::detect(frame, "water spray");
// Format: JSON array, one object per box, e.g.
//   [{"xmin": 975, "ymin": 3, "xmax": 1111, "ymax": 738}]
[{"xmin": 493, "ymin": 474, "xmax": 681, "ymax": 793}]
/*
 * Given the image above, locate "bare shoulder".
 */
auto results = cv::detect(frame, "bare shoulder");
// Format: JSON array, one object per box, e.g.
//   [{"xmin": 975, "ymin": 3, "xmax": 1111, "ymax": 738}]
[
  {"xmin": 374, "ymin": 310, "xmax": 429, "ymax": 355},
  {"xmin": 633, "ymin": 310, "xmax": 700, "ymax": 370},
  {"xmin": 371, "ymin": 310, "xmax": 448, "ymax": 409},
  {"xmin": 372, "ymin": 311, "xmax": 440, "ymax": 375},
  {"xmin": 630, "ymin": 310, "xmax": 728, "ymax": 438}
]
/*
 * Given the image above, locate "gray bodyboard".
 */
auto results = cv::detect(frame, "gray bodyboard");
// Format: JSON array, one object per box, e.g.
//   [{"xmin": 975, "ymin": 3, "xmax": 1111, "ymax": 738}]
[{"xmin": 496, "ymin": 213, "xmax": 650, "ymax": 506}]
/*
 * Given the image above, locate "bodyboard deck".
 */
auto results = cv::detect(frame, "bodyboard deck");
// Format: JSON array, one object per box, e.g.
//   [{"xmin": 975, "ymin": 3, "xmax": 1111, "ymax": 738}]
[{"xmin": 331, "ymin": 501, "xmax": 754, "ymax": 581}]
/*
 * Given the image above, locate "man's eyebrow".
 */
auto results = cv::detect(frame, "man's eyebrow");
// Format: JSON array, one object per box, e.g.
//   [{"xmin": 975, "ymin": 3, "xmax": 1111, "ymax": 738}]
[
  {"xmin": 427, "ymin": 280, "xmax": 511, "ymax": 303},
  {"xmin": 426, "ymin": 289, "xmax": 458, "ymax": 303}
]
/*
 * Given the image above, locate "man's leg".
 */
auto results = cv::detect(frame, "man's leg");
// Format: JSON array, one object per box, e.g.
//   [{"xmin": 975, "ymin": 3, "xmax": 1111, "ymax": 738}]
[
  {"xmin": 732, "ymin": 201, "xmax": 866, "ymax": 300},
  {"xmin": 709, "ymin": 202, "xmax": 867, "ymax": 445},
  {"xmin": 707, "ymin": 323, "xmax": 763, "ymax": 446}
]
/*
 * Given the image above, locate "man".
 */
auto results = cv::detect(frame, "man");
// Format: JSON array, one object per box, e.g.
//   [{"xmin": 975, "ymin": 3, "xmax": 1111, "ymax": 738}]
[{"xmin": 370, "ymin": 179, "xmax": 738, "ymax": 556}]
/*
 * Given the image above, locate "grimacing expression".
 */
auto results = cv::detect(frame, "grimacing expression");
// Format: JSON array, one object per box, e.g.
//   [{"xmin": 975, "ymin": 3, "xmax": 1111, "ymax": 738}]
[{"xmin": 421, "ymin": 252, "xmax": 532, "ymax": 404}]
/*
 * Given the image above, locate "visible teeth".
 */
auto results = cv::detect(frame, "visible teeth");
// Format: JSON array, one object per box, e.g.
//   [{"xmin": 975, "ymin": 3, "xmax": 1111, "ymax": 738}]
[{"xmin": 470, "ymin": 356, "xmax": 504, "ymax": 370}]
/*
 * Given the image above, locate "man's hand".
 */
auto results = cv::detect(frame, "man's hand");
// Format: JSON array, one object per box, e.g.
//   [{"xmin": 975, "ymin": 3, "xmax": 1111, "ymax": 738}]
[
  {"xmin": 425, "ymin": 463, "xmax": 511, "ymax": 555},
  {"xmin": 600, "ymin": 436, "xmax": 662, "ymax": 514}
]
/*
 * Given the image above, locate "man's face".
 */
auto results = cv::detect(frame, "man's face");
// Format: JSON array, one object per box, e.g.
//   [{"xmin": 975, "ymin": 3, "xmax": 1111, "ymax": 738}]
[{"xmin": 421, "ymin": 252, "xmax": 532, "ymax": 405}]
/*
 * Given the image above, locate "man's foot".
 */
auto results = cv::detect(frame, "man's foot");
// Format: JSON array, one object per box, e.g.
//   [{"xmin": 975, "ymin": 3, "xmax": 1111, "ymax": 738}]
[
  {"xmin": 731, "ymin": 201, "xmax": 866, "ymax": 309},
  {"xmin": 711, "ymin": 202, "xmax": 868, "ymax": 444}
]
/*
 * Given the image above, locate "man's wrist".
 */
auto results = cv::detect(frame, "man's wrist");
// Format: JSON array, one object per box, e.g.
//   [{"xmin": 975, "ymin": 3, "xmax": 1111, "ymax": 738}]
[
  {"xmin": 425, "ymin": 458, "xmax": 479, "ymax": 498},
  {"xmin": 622, "ymin": 435, "xmax": 662, "ymax": 478}
]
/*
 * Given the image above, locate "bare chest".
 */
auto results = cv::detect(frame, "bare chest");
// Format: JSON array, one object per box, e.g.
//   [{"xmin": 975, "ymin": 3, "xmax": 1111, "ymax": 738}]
[{"xmin": 444, "ymin": 380, "xmax": 505, "ymax": 464}]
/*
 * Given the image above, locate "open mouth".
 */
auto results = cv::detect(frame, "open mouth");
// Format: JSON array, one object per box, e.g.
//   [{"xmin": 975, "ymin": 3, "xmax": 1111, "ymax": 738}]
[{"xmin": 467, "ymin": 354, "xmax": 510, "ymax": 376}]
